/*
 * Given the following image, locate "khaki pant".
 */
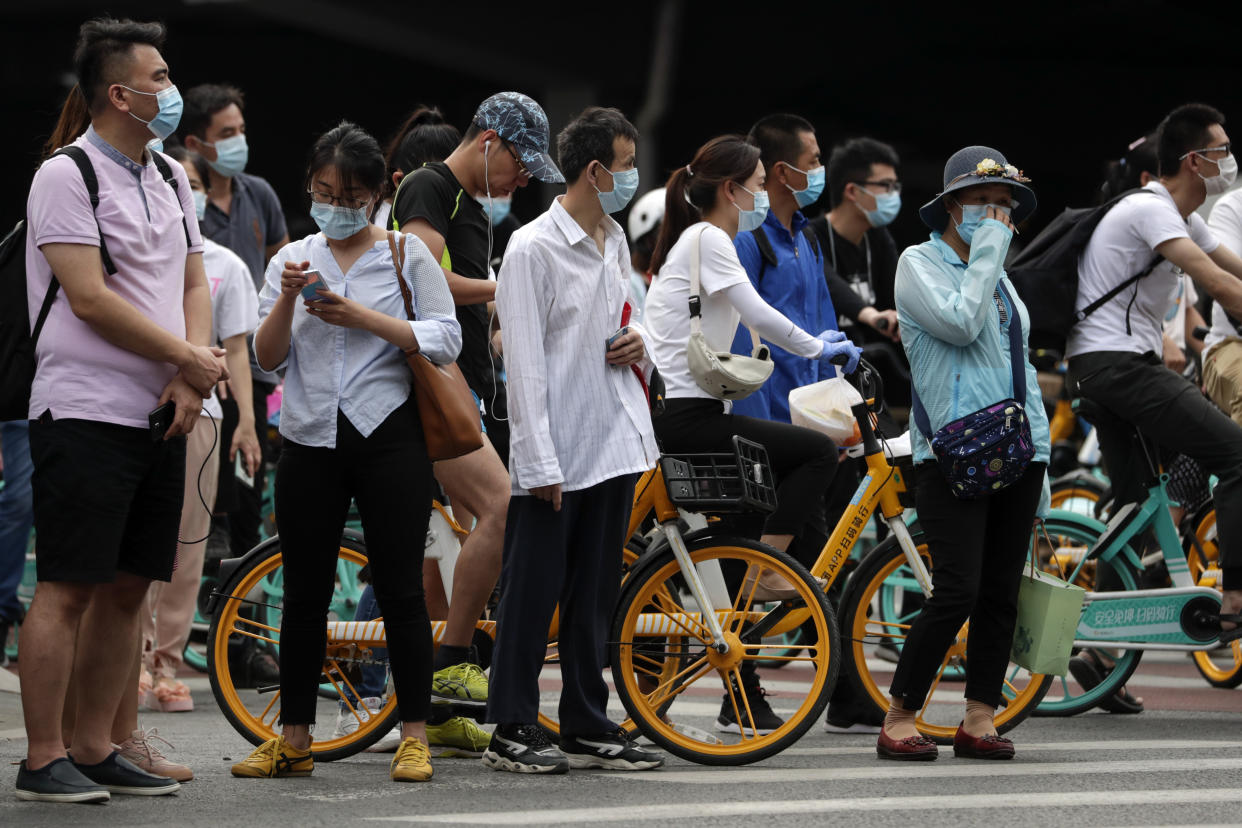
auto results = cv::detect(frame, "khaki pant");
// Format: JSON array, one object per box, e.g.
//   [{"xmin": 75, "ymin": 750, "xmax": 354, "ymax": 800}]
[
  {"xmin": 1204, "ymin": 338, "xmax": 1242, "ymax": 427},
  {"xmin": 142, "ymin": 417, "xmax": 220, "ymax": 678}
]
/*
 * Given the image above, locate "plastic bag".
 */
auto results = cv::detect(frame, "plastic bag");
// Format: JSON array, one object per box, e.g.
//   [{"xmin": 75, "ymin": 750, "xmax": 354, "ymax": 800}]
[{"xmin": 789, "ymin": 378, "xmax": 863, "ymax": 445}]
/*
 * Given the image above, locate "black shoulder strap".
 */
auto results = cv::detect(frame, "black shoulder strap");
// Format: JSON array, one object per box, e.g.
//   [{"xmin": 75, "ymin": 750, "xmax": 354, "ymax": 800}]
[
  {"xmin": 750, "ymin": 226, "xmax": 777, "ymax": 285},
  {"xmin": 149, "ymin": 151, "xmax": 191, "ymax": 244},
  {"xmin": 55, "ymin": 146, "xmax": 115, "ymax": 275},
  {"xmin": 1075, "ymin": 189, "xmax": 1165, "ymax": 327},
  {"xmin": 31, "ymin": 147, "xmax": 114, "ymax": 348},
  {"xmin": 801, "ymin": 225, "xmax": 822, "ymax": 263}
]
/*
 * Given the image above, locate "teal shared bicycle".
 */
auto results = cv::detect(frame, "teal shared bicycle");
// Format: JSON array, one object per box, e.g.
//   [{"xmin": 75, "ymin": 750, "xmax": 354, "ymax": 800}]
[{"xmin": 1030, "ymin": 399, "xmax": 1231, "ymax": 715}]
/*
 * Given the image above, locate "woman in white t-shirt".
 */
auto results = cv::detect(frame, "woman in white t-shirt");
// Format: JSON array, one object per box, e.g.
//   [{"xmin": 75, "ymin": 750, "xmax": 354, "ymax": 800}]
[
  {"xmin": 644, "ymin": 135, "xmax": 861, "ymax": 734},
  {"xmin": 645, "ymin": 137, "xmax": 860, "ymax": 578}
]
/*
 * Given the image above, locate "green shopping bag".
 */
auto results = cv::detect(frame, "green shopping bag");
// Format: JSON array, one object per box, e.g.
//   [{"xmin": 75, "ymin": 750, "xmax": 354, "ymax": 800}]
[{"xmin": 1010, "ymin": 528, "xmax": 1086, "ymax": 676}]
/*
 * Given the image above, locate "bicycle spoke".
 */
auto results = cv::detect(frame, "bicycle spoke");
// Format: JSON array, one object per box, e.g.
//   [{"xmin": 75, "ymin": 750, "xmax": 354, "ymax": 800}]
[
  {"xmin": 644, "ymin": 659, "xmax": 714, "ymax": 711},
  {"xmin": 647, "ymin": 653, "xmax": 710, "ymax": 703},
  {"xmin": 920, "ymin": 662, "xmax": 949, "ymax": 717},
  {"xmin": 232, "ymin": 615, "xmax": 280, "ymax": 634},
  {"xmin": 230, "ymin": 626, "xmax": 279, "ymax": 646},
  {"xmin": 259, "ymin": 689, "xmax": 282, "ymax": 726},
  {"xmin": 729, "ymin": 667, "xmax": 761, "ymax": 740},
  {"xmin": 327, "ymin": 660, "xmax": 365, "ymax": 709}
]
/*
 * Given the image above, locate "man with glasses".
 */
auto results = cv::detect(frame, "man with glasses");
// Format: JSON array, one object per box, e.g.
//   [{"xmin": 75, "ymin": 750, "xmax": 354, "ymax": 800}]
[
  {"xmin": 809, "ymin": 137, "xmax": 904, "ymax": 350},
  {"xmin": 1068, "ymin": 103, "xmax": 1242, "ymax": 640},
  {"xmin": 390, "ymin": 92, "xmax": 563, "ymax": 721}
]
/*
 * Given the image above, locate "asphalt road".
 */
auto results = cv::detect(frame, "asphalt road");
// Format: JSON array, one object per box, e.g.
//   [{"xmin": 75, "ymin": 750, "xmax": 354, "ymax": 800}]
[{"xmin": 1, "ymin": 651, "xmax": 1240, "ymax": 827}]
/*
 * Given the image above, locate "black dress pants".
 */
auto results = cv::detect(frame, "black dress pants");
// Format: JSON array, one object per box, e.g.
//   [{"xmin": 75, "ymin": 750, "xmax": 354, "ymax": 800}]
[
  {"xmin": 485, "ymin": 473, "xmax": 638, "ymax": 736},
  {"xmin": 274, "ymin": 399, "xmax": 435, "ymax": 724},
  {"xmin": 889, "ymin": 461, "xmax": 1046, "ymax": 709}
]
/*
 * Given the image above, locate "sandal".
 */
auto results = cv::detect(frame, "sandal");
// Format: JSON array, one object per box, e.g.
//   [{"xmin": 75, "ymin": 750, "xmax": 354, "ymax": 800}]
[
  {"xmin": 143, "ymin": 678, "xmax": 194, "ymax": 713},
  {"xmin": 1067, "ymin": 650, "xmax": 1143, "ymax": 714}
]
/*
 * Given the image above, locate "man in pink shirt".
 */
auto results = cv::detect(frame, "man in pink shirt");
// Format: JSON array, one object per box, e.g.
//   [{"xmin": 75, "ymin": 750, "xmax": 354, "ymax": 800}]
[{"xmin": 16, "ymin": 18, "xmax": 227, "ymax": 804}]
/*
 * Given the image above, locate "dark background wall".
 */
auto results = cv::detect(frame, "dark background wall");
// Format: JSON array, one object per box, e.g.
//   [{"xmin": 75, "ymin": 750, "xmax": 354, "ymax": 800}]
[{"xmin": 3, "ymin": 0, "xmax": 1237, "ymax": 250}]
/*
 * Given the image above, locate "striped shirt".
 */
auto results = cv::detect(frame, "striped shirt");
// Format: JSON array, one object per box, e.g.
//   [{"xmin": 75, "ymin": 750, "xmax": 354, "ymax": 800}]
[{"xmin": 496, "ymin": 197, "xmax": 659, "ymax": 494}]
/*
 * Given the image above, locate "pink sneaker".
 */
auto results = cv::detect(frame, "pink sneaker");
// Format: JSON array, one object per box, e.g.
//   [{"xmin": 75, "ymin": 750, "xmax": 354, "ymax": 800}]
[{"xmin": 114, "ymin": 727, "xmax": 194, "ymax": 782}]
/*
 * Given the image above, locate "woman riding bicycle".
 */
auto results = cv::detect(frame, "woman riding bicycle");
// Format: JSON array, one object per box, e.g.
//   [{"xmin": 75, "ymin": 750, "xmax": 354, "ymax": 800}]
[
  {"xmin": 641, "ymin": 135, "xmax": 862, "ymax": 734},
  {"xmin": 232, "ymin": 121, "xmax": 461, "ymax": 783},
  {"xmin": 880, "ymin": 146, "xmax": 1050, "ymax": 761}
]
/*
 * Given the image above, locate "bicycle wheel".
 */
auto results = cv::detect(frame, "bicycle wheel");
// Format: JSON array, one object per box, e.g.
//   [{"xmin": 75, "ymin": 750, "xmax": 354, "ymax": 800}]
[
  {"xmin": 206, "ymin": 534, "xmax": 399, "ymax": 762},
  {"xmin": 610, "ymin": 536, "xmax": 838, "ymax": 765},
  {"xmin": 1184, "ymin": 506, "xmax": 1242, "ymax": 688},
  {"xmin": 1049, "ymin": 473, "xmax": 1107, "ymax": 518},
  {"xmin": 1031, "ymin": 514, "xmax": 1144, "ymax": 715},
  {"xmin": 839, "ymin": 531, "xmax": 1052, "ymax": 743}
]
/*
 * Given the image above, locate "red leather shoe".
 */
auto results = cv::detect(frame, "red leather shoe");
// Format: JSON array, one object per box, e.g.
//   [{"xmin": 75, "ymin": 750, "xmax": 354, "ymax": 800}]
[
  {"xmin": 876, "ymin": 726, "xmax": 938, "ymax": 761},
  {"xmin": 953, "ymin": 723, "xmax": 1015, "ymax": 759}
]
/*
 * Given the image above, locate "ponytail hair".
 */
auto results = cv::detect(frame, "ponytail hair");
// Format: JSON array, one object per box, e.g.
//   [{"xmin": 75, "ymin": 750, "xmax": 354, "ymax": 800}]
[
  {"xmin": 42, "ymin": 84, "xmax": 91, "ymax": 160},
  {"xmin": 648, "ymin": 135, "xmax": 761, "ymax": 275}
]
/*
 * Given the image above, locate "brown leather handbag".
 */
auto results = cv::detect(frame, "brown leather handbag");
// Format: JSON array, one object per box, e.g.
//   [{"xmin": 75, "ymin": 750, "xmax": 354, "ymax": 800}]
[{"xmin": 388, "ymin": 231, "xmax": 483, "ymax": 462}]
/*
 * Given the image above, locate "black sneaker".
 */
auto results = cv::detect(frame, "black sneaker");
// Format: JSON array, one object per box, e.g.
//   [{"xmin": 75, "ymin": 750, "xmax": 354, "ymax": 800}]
[
  {"xmin": 715, "ymin": 679, "xmax": 784, "ymax": 735},
  {"xmin": 73, "ymin": 752, "xmax": 181, "ymax": 796},
  {"xmin": 15, "ymin": 758, "xmax": 110, "ymax": 803},
  {"xmin": 823, "ymin": 701, "xmax": 884, "ymax": 734},
  {"xmin": 481, "ymin": 723, "xmax": 569, "ymax": 774},
  {"xmin": 559, "ymin": 728, "xmax": 664, "ymax": 771}
]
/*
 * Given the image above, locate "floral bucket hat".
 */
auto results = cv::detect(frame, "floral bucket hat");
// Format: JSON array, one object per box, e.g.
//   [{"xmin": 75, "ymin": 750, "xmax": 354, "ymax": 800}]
[{"xmin": 919, "ymin": 145, "xmax": 1036, "ymax": 231}]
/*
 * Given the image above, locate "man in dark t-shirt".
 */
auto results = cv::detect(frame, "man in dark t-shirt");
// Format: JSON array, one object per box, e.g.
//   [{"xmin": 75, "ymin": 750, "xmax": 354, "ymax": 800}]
[
  {"xmin": 393, "ymin": 161, "xmax": 502, "ymax": 452},
  {"xmin": 392, "ymin": 91, "xmax": 564, "ymax": 707}
]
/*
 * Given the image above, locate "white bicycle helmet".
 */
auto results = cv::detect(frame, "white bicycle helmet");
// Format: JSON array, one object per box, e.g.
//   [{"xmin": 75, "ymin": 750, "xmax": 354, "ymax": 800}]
[{"xmin": 627, "ymin": 187, "xmax": 666, "ymax": 241}]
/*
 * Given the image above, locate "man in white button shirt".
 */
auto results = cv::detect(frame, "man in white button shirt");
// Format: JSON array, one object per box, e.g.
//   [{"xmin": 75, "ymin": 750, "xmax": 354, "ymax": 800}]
[{"xmin": 483, "ymin": 107, "xmax": 663, "ymax": 774}]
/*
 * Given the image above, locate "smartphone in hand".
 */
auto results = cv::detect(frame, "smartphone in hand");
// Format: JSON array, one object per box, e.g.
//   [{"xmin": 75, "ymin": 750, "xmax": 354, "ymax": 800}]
[
  {"xmin": 606, "ymin": 326, "xmax": 630, "ymax": 352},
  {"xmin": 300, "ymin": 269, "xmax": 326, "ymax": 301},
  {"xmin": 149, "ymin": 401, "xmax": 175, "ymax": 443}
]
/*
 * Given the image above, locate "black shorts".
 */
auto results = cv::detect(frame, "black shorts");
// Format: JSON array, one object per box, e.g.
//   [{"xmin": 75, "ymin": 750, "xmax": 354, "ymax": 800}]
[{"xmin": 29, "ymin": 412, "xmax": 186, "ymax": 583}]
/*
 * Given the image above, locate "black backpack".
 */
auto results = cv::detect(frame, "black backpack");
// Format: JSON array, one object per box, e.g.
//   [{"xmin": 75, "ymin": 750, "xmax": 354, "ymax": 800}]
[
  {"xmin": 1008, "ymin": 188, "xmax": 1162, "ymax": 352},
  {"xmin": 0, "ymin": 146, "xmax": 186, "ymax": 421}
]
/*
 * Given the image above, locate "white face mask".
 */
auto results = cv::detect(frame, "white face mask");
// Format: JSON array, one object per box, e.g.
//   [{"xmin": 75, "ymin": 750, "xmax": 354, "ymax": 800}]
[{"xmin": 1186, "ymin": 149, "xmax": 1238, "ymax": 196}]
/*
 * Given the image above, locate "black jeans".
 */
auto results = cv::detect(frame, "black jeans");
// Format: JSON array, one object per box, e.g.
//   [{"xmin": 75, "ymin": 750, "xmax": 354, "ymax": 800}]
[
  {"xmin": 486, "ymin": 473, "xmax": 638, "ymax": 735},
  {"xmin": 653, "ymin": 397, "xmax": 838, "ymax": 549},
  {"xmin": 889, "ymin": 461, "xmax": 1046, "ymax": 709},
  {"xmin": 1069, "ymin": 350, "xmax": 1242, "ymax": 589},
  {"xmin": 274, "ymin": 399, "xmax": 435, "ymax": 724}
]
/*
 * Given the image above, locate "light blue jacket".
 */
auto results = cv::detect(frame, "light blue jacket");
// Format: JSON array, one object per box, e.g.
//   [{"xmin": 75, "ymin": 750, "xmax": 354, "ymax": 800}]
[{"xmin": 895, "ymin": 220, "xmax": 1051, "ymax": 504}]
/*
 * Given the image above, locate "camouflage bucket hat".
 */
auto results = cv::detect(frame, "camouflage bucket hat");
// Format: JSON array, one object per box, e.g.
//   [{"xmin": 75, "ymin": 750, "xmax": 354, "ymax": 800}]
[{"xmin": 473, "ymin": 91, "xmax": 564, "ymax": 184}]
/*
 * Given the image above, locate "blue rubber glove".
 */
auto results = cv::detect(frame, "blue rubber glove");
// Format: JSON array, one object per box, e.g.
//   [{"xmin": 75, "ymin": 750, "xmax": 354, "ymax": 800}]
[{"xmin": 817, "ymin": 332, "xmax": 863, "ymax": 374}]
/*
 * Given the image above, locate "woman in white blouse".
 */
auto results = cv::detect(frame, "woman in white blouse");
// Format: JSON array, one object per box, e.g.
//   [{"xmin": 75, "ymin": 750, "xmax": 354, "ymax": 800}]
[
  {"xmin": 235, "ymin": 122, "xmax": 461, "ymax": 784},
  {"xmin": 643, "ymin": 135, "xmax": 860, "ymax": 735}
]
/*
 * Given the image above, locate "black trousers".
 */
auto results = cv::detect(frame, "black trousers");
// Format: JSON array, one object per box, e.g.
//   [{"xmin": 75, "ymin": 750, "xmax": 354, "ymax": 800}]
[
  {"xmin": 227, "ymin": 379, "xmax": 275, "ymax": 557},
  {"xmin": 653, "ymin": 397, "xmax": 838, "ymax": 543},
  {"xmin": 485, "ymin": 473, "xmax": 638, "ymax": 735},
  {"xmin": 274, "ymin": 399, "xmax": 435, "ymax": 724},
  {"xmin": 1069, "ymin": 350, "xmax": 1242, "ymax": 590},
  {"xmin": 889, "ymin": 461, "xmax": 1046, "ymax": 709}
]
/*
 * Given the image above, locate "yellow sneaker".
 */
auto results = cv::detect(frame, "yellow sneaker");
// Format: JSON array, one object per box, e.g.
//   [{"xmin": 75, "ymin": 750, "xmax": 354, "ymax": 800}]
[
  {"xmin": 230, "ymin": 736, "xmax": 313, "ymax": 778},
  {"xmin": 426, "ymin": 716, "xmax": 491, "ymax": 758},
  {"xmin": 390, "ymin": 737, "xmax": 433, "ymax": 782},
  {"xmin": 431, "ymin": 662, "xmax": 488, "ymax": 707}
]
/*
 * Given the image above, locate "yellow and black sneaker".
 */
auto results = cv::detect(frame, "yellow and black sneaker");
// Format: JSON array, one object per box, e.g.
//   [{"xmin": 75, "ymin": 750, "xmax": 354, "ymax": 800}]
[
  {"xmin": 390, "ymin": 737, "xmax": 433, "ymax": 782},
  {"xmin": 230, "ymin": 736, "xmax": 313, "ymax": 778}
]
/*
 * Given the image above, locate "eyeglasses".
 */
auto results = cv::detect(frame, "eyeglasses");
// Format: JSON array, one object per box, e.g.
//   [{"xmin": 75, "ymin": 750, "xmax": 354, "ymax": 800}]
[
  {"xmin": 503, "ymin": 141, "xmax": 532, "ymax": 180},
  {"xmin": 1181, "ymin": 144, "xmax": 1232, "ymax": 160},
  {"xmin": 853, "ymin": 179, "xmax": 902, "ymax": 194},
  {"xmin": 307, "ymin": 189, "xmax": 369, "ymax": 210}
]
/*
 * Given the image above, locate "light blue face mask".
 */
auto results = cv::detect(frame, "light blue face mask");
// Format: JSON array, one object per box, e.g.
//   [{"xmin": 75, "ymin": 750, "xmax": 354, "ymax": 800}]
[
  {"xmin": 123, "ymin": 84, "xmax": 183, "ymax": 141},
  {"xmin": 952, "ymin": 201, "xmax": 1011, "ymax": 245},
  {"xmin": 735, "ymin": 185, "xmax": 770, "ymax": 233},
  {"xmin": 310, "ymin": 201, "xmax": 371, "ymax": 240},
  {"xmin": 862, "ymin": 190, "xmax": 902, "ymax": 228},
  {"xmin": 192, "ymin": 190, "xmax": 208, "ymax": 221},
  {"xmin": 595, "ymin": 165, "xmax": 640, "ymax": 214},
  {"xmin": 482, "ymin": 196, "xmax": 512, "ymax": 226},
  {"xmin": 204, "ymin": 134, "xmax": 249, "ymax": 178},
  {"xmin": 785, "ymin": 164, "xmax": 825, "ymax": 209}
]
